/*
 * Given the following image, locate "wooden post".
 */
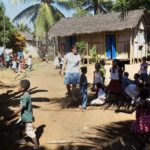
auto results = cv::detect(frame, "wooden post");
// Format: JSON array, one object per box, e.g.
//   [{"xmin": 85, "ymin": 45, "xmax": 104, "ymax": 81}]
[
  {"xmin": 130, "ymin": 29, "xmax": 134, "ymax": 64},
  {"xmin": 86, "ymin": 42, "xmax": 89, "ymax": 64}
]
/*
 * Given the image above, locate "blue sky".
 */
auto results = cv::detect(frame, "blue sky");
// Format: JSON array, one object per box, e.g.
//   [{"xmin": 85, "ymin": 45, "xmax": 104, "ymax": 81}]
[{"xmin": 2, "ymin": 0, "xmax": 73, "ymax": 21}]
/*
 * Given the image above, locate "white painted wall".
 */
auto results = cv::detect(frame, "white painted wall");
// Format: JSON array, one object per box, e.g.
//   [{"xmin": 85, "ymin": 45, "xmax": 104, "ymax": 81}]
[{"xmin": 133, "ymin": 21, "xmax": 147, "ymax": 60}]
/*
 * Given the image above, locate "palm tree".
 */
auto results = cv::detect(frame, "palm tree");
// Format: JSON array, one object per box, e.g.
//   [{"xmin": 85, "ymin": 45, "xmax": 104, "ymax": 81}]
[
  {"xmin": 82, "ymin": 0, "xmax": 113, "ymax": 15},
  {"xmin": 16, "ymin": 23, "xmax": 31, "ymax": 33},
  {"xmin": 10, "ymin": 0, "xmax": 70, "ymax": 50}
]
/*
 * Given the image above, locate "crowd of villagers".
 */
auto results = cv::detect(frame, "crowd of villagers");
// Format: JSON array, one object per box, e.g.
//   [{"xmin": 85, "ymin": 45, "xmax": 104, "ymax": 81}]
[
  {"xmin": 0, "ymin": 50, "xmax": 32, "ymax": 73},
  {"xmin": 54, "ymin": 44, "xmax": 150, "ymax": 150}
]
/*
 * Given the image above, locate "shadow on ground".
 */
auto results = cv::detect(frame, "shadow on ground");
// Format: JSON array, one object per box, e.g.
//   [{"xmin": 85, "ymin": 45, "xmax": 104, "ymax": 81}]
[
  {"xmin": 47, "ymin": 92, "xmax": 133, "ymax": 111},
  {"xmin": 54, "ymin": 121, "xmax": 150, "ymax": 150},
  {"xmin": 0, "ymin": 86, "xmax": 48, "ymax": 150}
]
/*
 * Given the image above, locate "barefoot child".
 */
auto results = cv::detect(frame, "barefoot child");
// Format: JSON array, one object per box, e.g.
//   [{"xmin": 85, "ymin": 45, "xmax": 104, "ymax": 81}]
[
  {"xmin": 116, "ymin": 88, "xmax": 150, "ymax": 150},
  {"xmin": 6, "ymin": 80, "xmax": 39, "ymax": 150},
  {"xmin": 93, "ymin": 63, "xmax": 103, "ymax": 91},
  {"xmin": 107, "ymin": 59, "xmax": 123, "ymax": 94},
  {"xmin": 79, "ymin": 67, "xmax": 88, "ymax": 110}
]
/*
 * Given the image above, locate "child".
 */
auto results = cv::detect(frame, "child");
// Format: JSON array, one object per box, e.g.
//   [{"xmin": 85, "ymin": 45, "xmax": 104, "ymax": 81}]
[
  {"xmin": 133, "ymin": 73, "xmax": 141, "ymax": 85},
  {"xmin": 99, "ymin": 59, "xmax": 106, "ymax": 84},
  {"xmin": 59, "ymin": 55, "xmax": 64, "ymax": 75},
  {"xmin": 116, "ymin": 88, "xmax": 150, "ymax": 150},
  {"xmin": 122, "ymin": 72, "xmax": 133, "ymax": 90},
  {"xmin": 90, "ymin": 82, "xmax": 106, "ymax": 105},
  {"xmin": 107, "ymin": 59, "xmax": 123, "ymax": 94},
  {"xmin": 125, "ymin": 82, "xmax": 143, "ymax": 105},
  {"xmin": 139, "ymin": 57, "xmax": 148, "ymax": 83},
  {"xmin": 93, "ymin": 63, "xmax": 103, "ymax": 91},
  {"xmin": 79, "ymin": 67, "xmax": 88, "ymax": 110},
  {"xmin": 12, "ymin": 57, "xmax": 17, "ymax": 73},
  {"xmin": 27, "ymin": 55, "xmax": 32, "ymax": 71},
  {"xmin": 0, "ymin": 55, "xmax": 3, "ymax": 70},
  {"xmin": 18, "ymin": 59, "xmax": 25, "ymax": 74},
  {"xmin": 53, "ymin": 53, "xmax": 60, "ymax": 69},
  {"xmin": 6, "ymin": 80, "xmax": 39, "ymax": 150}
]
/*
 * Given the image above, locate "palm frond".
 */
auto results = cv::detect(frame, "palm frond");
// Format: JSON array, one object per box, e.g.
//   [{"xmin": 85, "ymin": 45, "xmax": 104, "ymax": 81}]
[
  {"xmin": 50, "ymin": 5, "xmax": 64, "ymax": 22},
  {"xmin": 35, "ymin": 3, "xmax": 54, "ymax": 38},
  {"xmin": 13, "ymin": 3, "xmax": 40, "ymax": 22},
  {"xmin": 85, "ymin": 4, "xmax": 93, "ymax": 12},
  {"xmin": 29, "ymin": 12, "xmax": 38, "ymax": 24},
  {"xmin": 53, "ymin": 0, "xmax": 72, "ymax": 11}
]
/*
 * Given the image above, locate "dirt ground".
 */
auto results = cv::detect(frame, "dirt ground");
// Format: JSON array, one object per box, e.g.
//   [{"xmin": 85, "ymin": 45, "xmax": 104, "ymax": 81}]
[{"xmin": 0, "ymin": 62, "xmax": 149, "ymax": 150}]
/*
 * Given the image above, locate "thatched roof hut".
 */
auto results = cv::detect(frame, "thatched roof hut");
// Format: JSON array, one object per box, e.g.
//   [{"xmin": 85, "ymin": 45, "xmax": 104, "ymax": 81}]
[
  {"xmin": 49, "ymin": 10, "xmax": 147, "ymax": 37},
  {"xmin": 49, "ymin": 10, "xmax": 150, "ymax": 63}
]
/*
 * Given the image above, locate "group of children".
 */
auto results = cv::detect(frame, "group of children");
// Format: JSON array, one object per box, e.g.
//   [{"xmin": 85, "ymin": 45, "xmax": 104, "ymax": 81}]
[
  {"xmin": 0, "ymin": 52, "xmax": 33, "ymax": 73},
  {"xmin": 3, "ymin": 56, "xmax": 149, "ymax": 150},
  {"xmin": 79, "ymin": 57, "xmax": 150, "ymax": 149}
]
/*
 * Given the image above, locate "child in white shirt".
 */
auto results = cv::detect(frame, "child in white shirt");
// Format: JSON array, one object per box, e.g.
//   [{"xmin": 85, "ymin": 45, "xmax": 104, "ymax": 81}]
[{"xmin": 91, "ymin": 82, "xmax": 106, "ymax": 105}]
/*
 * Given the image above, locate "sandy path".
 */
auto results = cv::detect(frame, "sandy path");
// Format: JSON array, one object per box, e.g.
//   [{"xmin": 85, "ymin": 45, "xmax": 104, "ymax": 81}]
[{"xmin": 1, "ymin": 62, "xmax": 147, "ymax": 150}]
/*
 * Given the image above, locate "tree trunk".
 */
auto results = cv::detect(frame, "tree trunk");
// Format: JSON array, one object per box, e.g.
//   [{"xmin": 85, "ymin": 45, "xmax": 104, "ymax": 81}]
[{"xmin": 93, "ymin": 0, "xmax": 99, "ymax": 15}]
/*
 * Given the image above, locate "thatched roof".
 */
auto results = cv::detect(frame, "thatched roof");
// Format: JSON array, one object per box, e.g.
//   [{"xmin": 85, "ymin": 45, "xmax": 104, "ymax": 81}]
[{"xmin": 49, "ymin": 10, "xmax": 145, "ymax": 37}]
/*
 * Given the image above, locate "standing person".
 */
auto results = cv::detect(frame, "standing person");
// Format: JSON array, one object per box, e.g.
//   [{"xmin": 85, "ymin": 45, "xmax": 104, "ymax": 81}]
[
  {"xmin": 5, "ymin": 80, "xmax": 39, "ymax": 150},
  {"xmin": 99, "ymin": 59, "xmax": 106, "ymax": 84},
  {"xmin": 107, "ymin": 59, "xmax": 123, "ymax": 94},
  {"xmin": 0, "ymin": 55, "xmax": 3, "ymax": 70},
  {"xmin": 79, "ymin": 67, "xmax": 88, "ymax": 110},
  {"xmin": 12, "ymin": 57, "xmax": 17, "ymax": 73},
  {"xmin": 5, "ymin": 53, "xmax": 10, "ymax": 68},
  {"xmin": 53, "ymin": 53, "xmax": 60, "ymax": 69},
  {"xmin": 139, "ymin": 57, "xmax": 148, "ymax": 83},
  {"xmin": 59, "ymin": 54, "xmax": 64, "ymax": 75},
  {"xmin": 92, "ymin": 63, "xmax": 103, "ymax": 91},
  {"xmin": 27, "ymin": 55, "xmax": 32, "ymax": 71},
  {"xmin": 18, "ymin": 59, "xmax": 25, "ymax": 74},
  {"xmin": 116, "ymin": 88, "xmax": 150, "ymax": 150},
  {"xmin": 62, "ymin": 44, "xmax": 81, "ymax": 100}
]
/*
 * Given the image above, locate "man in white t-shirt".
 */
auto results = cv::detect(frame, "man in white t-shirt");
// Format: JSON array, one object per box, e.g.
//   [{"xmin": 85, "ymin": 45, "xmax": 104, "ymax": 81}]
[{"xmin": 62, "ymin": 44, "xmax": 81, "ymax": 101}]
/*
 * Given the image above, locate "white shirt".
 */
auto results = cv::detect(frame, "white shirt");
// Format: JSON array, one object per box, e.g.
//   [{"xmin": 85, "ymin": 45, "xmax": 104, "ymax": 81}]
[
  {"xmin": 27, "ymin": 58, "xmax": 32, "ymax": 65},
  {"xmin": 110, "ymin": 67, "xmax": 119, "ymax": 80},
  {"xmin": 65, "ymin": 52, "xmax": 81, "ymax": 73},
  {"xmin": 94, "ymin": 71, "xmax": 102, "ymax": 84},
  {"xmin": 60, "ymin": 57, "xmax": 64, "ymax": 65},
  {"xmin": 125, "ymin": 84, "xmax": 139, "ymax": 98}
]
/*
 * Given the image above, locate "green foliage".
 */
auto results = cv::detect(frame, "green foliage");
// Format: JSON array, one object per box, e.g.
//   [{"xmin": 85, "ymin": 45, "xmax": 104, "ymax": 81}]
[
  {"xmin": 16, "ymin": 23, "xmax": 31, "ymax": 32},
  {"xmin": 76, "ymin": 41, "xmax": 87, "ymax": 55},
  {"xmin": 85, "ymin": 0, "xmax": 113, "ymax": 15},
  {"xmin": 89, "ymin": 45, "xmax": 100, "ymax": 62},
  {"xmin": 35, "ymin": 3, "xmax": 54, "ymax": 38},
  {"xmin": 113, "ymin": 0, "xmax": 150, "ymax": 12},
  {"xmin": 0, "ymin": 3, "xmax": 16, "ymax": 47}
]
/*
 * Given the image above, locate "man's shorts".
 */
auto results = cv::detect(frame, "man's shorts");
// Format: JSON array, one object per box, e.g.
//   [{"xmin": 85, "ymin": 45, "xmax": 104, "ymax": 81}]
[{"xmin": 64, "ymin": 72, "xmax": 80, "ymax": 85}]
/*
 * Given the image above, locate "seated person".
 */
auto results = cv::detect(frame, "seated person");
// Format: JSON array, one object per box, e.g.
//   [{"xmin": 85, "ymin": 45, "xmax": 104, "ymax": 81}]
[
  {"xmin": 90, "ymin": 82, "xmax": 106, "ymax": 105},
  {"xmin": 125, "ymin": 83, "xmax": 143, "ymax": 104},
  {"xmin": 122, "ymin": 72, "xmax": 133, "ymax": 90}
]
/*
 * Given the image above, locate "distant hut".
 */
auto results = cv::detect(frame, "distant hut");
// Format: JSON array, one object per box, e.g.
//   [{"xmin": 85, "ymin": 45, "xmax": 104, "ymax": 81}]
[
  {"xmin": 49, "ymin": 10, "xmax": 150, "ymax": 63},
  {"xmin": 19, "ymin": 32, "xmax": 40, "ymax": 57}
]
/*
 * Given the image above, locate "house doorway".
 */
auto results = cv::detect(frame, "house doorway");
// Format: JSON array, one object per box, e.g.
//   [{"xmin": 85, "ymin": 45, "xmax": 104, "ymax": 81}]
[
  {"xmin": 105, "ymin": 34, "xmax": 117, "ymax": 59},
  {"xmin": 66, "ymin": 36, "xmax": 77, "ymax": 52}
]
